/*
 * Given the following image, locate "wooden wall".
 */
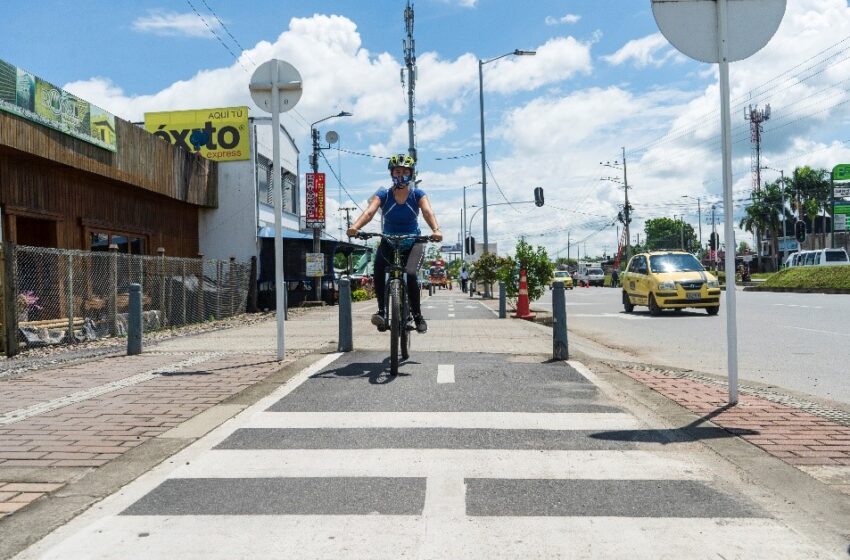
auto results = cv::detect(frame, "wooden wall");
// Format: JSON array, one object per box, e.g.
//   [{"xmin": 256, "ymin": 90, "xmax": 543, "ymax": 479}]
[
  {"xmin": 0, "ymin": 149, "xmax": 200, "ymax": 256},
  {"xmin": 0, "ymin": 112, "xmax": 217, "ymax": 208}
]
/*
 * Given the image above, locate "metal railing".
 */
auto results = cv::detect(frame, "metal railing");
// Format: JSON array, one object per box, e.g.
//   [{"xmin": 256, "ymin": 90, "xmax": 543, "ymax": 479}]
[{"xmin": 2, "ymin": 244, "xmax": 250, "ymax": 353}]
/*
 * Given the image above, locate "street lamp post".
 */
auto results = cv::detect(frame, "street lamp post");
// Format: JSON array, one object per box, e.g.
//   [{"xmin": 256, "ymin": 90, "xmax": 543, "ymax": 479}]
[
  {"xmin": 478, "ymin": 49, "xmax": 535, "ymax": 297},
  {"xmin": 309, "ymin": 111, "xmax": 352, "ymax": 302}
]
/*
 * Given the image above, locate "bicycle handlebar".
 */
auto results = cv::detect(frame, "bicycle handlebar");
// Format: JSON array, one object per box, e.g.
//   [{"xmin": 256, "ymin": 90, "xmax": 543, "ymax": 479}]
[{"xmin": 356, "ymin": 232, "xmax": 433, "ymax": 243}]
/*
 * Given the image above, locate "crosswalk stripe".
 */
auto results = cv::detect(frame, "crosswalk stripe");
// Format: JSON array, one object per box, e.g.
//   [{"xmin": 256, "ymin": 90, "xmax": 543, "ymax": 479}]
[
  {"xmin": 246, "ymin": 412, "xmax": 642, "ymax": 430},
  {"xmin": 166, "ymin": 449, "xmax": 710, "ymax": 480},
  {"xmin": 23, "ymin": 516, "xmax": 827, "ymax": 560}
]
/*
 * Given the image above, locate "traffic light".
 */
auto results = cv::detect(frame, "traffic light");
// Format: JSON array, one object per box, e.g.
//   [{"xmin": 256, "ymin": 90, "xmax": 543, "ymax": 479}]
[
  {"xmin": 795, "ymin": 220, "xmax": 806, "ymax": 243},
  {"xmin": 709, "ymin": 232, "xmax": 718, "ymax": 251},
  {"xmin": 465, "ymin": 236, "xmax": 476, "ymax": 255},
  {"xmin": 534, "ymin": 187, "xmax": 544, "ymax": 207}
]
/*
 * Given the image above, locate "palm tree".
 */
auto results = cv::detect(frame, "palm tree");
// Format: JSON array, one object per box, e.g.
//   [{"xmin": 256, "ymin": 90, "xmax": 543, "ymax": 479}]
[
  {"xmin": 786, "ymin": 166, "xmax": 831, "ymax": 247},
  {"xmin": 740, "ymin": 180, "xmax": 784, "ymax": 269}
]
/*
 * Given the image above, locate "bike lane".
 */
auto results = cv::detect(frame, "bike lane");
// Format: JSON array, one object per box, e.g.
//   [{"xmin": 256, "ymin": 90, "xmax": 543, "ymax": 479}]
[{"xmin": 14, "ymin": 293, "xmax": 835, "ymax": 559}]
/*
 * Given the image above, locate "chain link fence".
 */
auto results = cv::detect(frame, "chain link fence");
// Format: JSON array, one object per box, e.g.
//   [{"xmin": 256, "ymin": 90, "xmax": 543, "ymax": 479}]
[{"xmin": 7, "ymin": 245, "xmax": 250, "ymax": 350}]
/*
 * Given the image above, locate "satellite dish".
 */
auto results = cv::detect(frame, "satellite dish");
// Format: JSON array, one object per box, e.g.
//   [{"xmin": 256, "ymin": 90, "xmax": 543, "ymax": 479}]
[
  {"xmin": 652, "ymin": 0, "xmax": 785, "ymax": 63},
  {"xmin": 325, "ymin": 131, "xmax": 339, "ymax": 145}
]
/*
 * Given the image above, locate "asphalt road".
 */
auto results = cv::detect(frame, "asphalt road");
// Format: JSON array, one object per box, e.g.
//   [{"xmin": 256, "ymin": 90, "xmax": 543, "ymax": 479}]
[{"xmin": 536, "ymin": 286, "xmax": 850, "ymax": 406}]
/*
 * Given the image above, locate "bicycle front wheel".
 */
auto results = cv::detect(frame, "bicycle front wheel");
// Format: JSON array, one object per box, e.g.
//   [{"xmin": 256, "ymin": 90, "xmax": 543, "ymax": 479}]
[
  {"xmin": 389, "ymin": 279, "xmax": 401, "ymax": 375},
  {"xmin": 401, "ymin": 286, "xmax": 410, "ymax": 361}
]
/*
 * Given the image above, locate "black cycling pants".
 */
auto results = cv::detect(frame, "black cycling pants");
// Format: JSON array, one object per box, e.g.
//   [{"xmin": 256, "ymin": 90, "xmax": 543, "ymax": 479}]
[{"xmin": 374, "ymin": 239, "xmax": 425, "ymax": 317}]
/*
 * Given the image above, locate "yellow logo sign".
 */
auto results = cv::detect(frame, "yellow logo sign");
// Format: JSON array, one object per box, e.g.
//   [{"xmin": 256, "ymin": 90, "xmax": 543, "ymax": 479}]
[{"xmin": 144, "ymin": 106, "xmax": 249, "ymax": 161}]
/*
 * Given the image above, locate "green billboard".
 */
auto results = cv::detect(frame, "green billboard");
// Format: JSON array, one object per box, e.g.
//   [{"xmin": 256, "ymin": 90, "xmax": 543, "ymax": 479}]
[
  {"xmin": 0, "ymin": 58, "xmax": 117, "ymax": 152},
  {"xmin": 833, "ymin": 164, "xmax": 850, "ymax": 232}
]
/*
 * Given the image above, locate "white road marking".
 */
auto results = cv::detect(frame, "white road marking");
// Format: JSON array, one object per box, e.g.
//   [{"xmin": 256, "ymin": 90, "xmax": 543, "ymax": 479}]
[
  {"xmin": 464, "ymin": 305, "xmax": 478, "ymax": 309},
  {"xmin": 570, "ymin": 313, "xmax": 649, "ymax": 321},
  {"xmin": 24, "ymin": 517, "xmax": 824, "ymax": 560},
  {"xmin": 248, "ymin": 411, "xmax": 642, "ymax": 430},
  {"xmin": 0, "ymin": 353, "xmax": 224, "ymax": 425},
  {"xmin": 437, "ymin": 364, "xmax": 455, "ymax": 384},
  {"xmin": 170, "ymin": 449, "xmax": 711, "ymax": 480},
  {"xmin": 785, "ymin": 326, "xmax": 850, "ymax": 338},
  {"xmin": 448, "ymin": 313, "xmax": 456, "ymax": 318},
  {"xmin": 772, "ymin": 304, "xmax": 822, "ymax": 309}
]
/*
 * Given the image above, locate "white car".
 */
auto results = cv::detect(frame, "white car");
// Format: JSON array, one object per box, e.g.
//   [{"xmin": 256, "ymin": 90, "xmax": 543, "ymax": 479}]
[
  {"xmin": 789, "ymin": 249, "xmax": 849, "ymax": 267},
  {"xmin": 578, "ymin": 267, "xmax": 605, "ymax": 287}
]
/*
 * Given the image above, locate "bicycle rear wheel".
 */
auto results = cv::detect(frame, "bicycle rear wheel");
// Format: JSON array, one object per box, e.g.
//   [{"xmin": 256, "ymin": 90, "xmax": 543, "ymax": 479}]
[{"xmin": 390, "ymin": 280, "xmax": 401, "ymax": 375}]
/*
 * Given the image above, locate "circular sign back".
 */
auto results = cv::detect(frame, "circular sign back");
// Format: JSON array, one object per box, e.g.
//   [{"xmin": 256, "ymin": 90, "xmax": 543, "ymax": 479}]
[
  {"xmin": 652, "ymin": 0, "xmax": 785, "ymax": 63},
  {"xmin": 249, "ymin": 59, "xmax": 303, "ymax": 114}
]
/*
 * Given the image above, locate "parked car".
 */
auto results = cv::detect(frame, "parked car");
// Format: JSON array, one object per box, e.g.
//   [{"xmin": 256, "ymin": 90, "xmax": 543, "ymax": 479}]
[
  {"xmin": 578, "ymin": 267, "xmax": 605, "ymax": 287},
  {"xmin": 621, "ymin": 251, "xmax": 721, "ymax": 316},
  {"xmin": 550, "ymin": 270, "xmax": 574, "ymax": 290},
  {"xmin": 789, "ymin": 249, "xmax": 849, "ymax": 267}
]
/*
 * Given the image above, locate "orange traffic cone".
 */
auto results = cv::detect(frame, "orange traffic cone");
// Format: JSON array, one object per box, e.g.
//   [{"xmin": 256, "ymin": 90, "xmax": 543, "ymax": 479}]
[{"xmin": 512, "ymin": 269, "xmax": 536, "ymax": 321}]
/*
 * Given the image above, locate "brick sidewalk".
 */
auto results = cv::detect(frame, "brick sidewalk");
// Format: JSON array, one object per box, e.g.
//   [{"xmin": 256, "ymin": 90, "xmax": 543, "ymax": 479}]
[{"xmin": 613, "ymin": 365, "xmax": 850, "ymax": 483}]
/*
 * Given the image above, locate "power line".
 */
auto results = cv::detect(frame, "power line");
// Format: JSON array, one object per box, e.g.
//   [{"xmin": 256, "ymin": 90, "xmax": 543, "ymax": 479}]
[
  {"xmin": 198, "ymin": 0, "xmax": 256, "ymax": 67},
  {"xmin": 485, "ymin": 160, "xmax": 520, "ymax": 213},
  {"xmin": 185, "ymin": 0, "xmax": 250, "ymax": 74},
  {"xmin": 320, "ymin": 151, "xmax": 364, "ymax": 212}
]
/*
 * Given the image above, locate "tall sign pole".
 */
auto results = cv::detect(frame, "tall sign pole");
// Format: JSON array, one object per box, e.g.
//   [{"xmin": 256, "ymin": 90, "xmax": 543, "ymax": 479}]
[
  {"xmin": 250, "ymin": 60, "xmax": 303, "ymax": 360},
  {"xmin": 652, "ymin": 0, "xmax": 785, "ymax": 405}
]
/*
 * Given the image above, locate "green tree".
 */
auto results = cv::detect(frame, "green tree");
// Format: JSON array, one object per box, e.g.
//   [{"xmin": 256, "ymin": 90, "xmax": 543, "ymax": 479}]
[
  {"xmin": 470, "ymin": 252, "xmax": 509, "ymax": 290},
  {"xmin": 739, "ymin": 179, "xmax": 784, "ymax": 268},
  {"xmin": 737, "ymin": 241, "xmax": 751, "ymax": 254},
  {"xmin": 498, "ymin": 239, "xmax": 554, "ymax": 302},
  {"xmin": 447, "ymin": 258, "xmax": 463, "ymax": 278},
  {"xmin": 785, "ymin": 166, "xmax": 831, "ymax": 247},
  {"xmin": 644, "ymin": 218, "xmax": 698, "ymax": 252}
]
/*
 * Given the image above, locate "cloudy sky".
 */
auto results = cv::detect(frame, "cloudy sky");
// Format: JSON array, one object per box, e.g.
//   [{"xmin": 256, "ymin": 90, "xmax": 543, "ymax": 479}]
[{"xmin": 3, "ymin": 0, "xmax": 850, "ymax": 258}]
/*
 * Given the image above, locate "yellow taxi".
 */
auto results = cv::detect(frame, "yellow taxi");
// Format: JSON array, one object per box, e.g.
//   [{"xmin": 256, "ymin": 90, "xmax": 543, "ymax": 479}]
[
  {"xmin": 621, "ymin": 251, "xmax": 721, "ymax": 316},
  {"xmin": 550, "ymin": 269, "xmax": 574, "ymax": 290}
]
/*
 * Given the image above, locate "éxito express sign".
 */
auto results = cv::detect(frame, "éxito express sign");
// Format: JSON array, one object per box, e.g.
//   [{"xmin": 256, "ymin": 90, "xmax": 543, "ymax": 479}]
[
  {"xmin": 0, "ymin": 58, "xmax": 117, "ymax": 151},
  {"xmin": 832, "ymin": 164, "xmax": 850, "ymax": 232},
  {"xmin": 144, "ymin": 106, "xmax": 249, "ymax": 161}
]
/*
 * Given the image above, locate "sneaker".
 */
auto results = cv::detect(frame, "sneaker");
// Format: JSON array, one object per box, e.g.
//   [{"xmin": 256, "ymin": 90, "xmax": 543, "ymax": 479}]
[
  {"xmin": 371, "ymin": 312, "xmax": 388, "ymax": 332},
  {"xmin": 413, "ymin": 315, "xmax": 427, "ymax": 334}
]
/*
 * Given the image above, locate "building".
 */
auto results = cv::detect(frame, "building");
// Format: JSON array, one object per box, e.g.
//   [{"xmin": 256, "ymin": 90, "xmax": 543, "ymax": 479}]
[{"xmin": 0, "ymin": 59, "xmax": 215, "ymax": 256}]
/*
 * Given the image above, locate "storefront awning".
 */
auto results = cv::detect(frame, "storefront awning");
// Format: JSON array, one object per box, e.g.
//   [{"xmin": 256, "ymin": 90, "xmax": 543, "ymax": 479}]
[{"xmin": 257, "ymin": 227, "xmax": 338, "ymax": 242}]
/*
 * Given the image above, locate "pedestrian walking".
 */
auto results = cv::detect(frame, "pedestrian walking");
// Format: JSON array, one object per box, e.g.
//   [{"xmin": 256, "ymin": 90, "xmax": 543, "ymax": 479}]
[
  {"xmin": 611, "ymin": 269, "xmax": 619, "ymax": 288},
  {"xmin": 461, "ymin": 267, "xmax": 469, "ymax": 292}
]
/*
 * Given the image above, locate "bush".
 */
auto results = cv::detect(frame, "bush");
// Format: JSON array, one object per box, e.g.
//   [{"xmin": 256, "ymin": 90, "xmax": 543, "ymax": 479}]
[
  {"xmin": 351, "ymin": 288, "xmax": 372, "ymax": 302},
  {"xmin": 497, "ymin": 239, "xmax": 554, "ymax": 302},
  {"xmin": 762, "ymin": 265, "xmax": 850, "ymax": 289}
]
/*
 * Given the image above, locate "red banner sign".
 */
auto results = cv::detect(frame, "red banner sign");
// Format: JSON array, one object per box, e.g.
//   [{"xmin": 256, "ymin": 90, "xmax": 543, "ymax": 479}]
[{"xmin": 305, "ymin": 172, "xmax": 326, "ymax": 228}]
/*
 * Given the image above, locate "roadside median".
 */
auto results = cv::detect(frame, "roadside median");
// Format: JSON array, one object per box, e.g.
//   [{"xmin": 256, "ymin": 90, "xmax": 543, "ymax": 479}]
[{"xmin": 744, "ymin": 265, "xmax": 850, "ymax": 293}]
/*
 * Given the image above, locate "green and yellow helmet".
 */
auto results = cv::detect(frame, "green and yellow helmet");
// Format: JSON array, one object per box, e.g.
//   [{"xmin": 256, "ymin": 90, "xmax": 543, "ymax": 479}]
[{"xmin": 387, "ymin": 153, "xmax": 416, "ymax": 171}]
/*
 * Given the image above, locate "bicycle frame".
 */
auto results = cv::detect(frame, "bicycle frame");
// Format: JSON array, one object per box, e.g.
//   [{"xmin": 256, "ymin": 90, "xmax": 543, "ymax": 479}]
[{"xmin": 357, "ymin": 232, "xmax": 430, "ymax": 374}]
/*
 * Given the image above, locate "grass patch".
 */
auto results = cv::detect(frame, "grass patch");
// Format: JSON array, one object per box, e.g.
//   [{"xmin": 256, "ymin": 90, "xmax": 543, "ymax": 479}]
[{"xmin": 762, "ymin": 266, "xmax": 850, "ymax": 289}]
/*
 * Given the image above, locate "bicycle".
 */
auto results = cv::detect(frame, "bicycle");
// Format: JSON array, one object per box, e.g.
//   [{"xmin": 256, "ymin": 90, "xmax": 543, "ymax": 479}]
[{"xmin": 357, "ymin": 232, "xmax": 431, "ymax": 375}]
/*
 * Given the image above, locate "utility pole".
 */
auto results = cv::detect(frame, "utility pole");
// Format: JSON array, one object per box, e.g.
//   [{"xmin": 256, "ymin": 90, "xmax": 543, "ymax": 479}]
[
  {"xmin": 310, "ymin": 128, "xmax": 322, "ymax": 300},
  {"xmin": 711, "ymin": 204, "xmax": 719, "ymax": 269},
  {"xmin": 567, "ymin": 230, "xmax": 571, "ymax": 263},
  {"xmin": 622, "ymin": 147, "xmax": 631, "ymax": 263},
  {"xmin": 403, "ymin": 1, "xmax": 417, "ymax": 161},
  {"xmin": 340, "ymin": 206, "xmax": 356, "ymax": 275}
]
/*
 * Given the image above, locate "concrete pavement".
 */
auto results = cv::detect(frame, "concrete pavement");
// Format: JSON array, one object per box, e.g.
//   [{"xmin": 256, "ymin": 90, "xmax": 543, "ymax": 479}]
[{"xmin": 2, "ymin": 288, "xmax": 849, "ymax": 558}]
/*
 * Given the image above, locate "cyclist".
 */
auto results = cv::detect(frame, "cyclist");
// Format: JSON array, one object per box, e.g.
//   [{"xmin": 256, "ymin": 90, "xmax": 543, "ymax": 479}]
[{"xmin": 347, "ymin": 153, "xmax": 442, "ymax": 333}]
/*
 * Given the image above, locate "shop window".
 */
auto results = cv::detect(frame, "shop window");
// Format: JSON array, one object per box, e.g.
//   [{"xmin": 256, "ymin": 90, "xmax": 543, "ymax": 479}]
[
  {"xmin": 89, "ymin": 231, "xmax": 146, "ymax": 254},
  {"xmin": 256, "ymin": 155, "xmax": 297, "ymax": 214}
]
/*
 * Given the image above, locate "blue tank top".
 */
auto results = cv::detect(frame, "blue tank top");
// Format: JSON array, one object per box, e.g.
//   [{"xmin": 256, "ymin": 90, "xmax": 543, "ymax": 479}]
[{"xmin": 375, "ymin": 187, "xmax": 426, "ymax": 235}]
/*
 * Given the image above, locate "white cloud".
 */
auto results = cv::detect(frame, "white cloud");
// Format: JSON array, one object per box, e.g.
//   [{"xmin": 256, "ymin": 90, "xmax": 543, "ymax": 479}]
[
  {"xmin": 545, "ymin": 14, "xmax": 581, "ymax": 26},
  {"xmin": 132, "ymin": 11, "xmax": 220, "ymax": 38},
  {"xmin": 484, "ymin": 36, "xmax": 593, "ymax": 94},
  {"xmin": 602, "ymin": 32, "xmax": 681, "ymax": 68}
]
